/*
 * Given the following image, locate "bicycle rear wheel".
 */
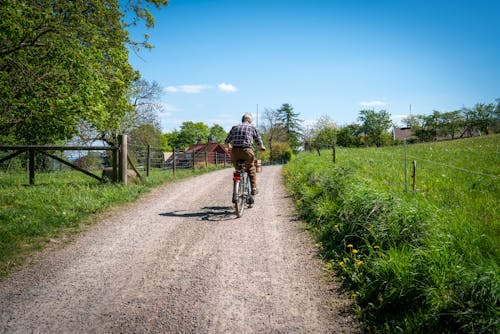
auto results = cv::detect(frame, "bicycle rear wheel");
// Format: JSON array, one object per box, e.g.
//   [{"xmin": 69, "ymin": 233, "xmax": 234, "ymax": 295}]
[{"xmin": 234, "ymin": 177, "xmax": 246, "ymax": 217}]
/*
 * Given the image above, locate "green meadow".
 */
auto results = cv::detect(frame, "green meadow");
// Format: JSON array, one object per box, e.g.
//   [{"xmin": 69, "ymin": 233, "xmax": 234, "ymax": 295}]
[{"xmin": 284, "ymin": 134, "xmax": 499, "ymax": 333}]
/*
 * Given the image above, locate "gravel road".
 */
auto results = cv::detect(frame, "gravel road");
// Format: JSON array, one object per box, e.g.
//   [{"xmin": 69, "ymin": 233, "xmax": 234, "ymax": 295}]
[{"xmin": 0, "ymin": 166, "xmax": 359, "ymax": 333}]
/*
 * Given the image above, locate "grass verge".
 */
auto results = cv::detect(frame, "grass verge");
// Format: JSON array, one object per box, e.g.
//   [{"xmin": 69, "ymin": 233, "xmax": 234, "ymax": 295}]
[{"xmin": 284, "ymin": 135, "xmax": 499, "ymax": 333}]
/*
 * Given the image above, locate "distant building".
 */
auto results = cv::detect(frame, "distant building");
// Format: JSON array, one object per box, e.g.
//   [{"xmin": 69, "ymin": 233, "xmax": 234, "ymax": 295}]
[
  {"xmin": 184, "ymin": 142, "xmax": 229, "ymax": 164},
  {"xmin": 164, "ymin": 142, "xmax": 230, "ymax": 167},
  {"xmin": 393, "ymin": 127, "xmax": 415, "ymax": 141}
]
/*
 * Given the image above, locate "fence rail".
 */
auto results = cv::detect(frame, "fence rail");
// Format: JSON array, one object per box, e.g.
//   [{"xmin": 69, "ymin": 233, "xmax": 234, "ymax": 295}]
[{"xmin": 0, "ymin": 135, "xmax": 142, "ymax": 185}]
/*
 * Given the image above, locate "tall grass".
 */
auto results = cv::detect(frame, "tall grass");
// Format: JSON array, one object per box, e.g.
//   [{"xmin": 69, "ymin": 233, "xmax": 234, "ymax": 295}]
[
  {"xmin": 0, "ymin": 166, "xmax": 225, "ymax": 278},
  {"xmin": 284, "ymin": 135, "xmax": 499, "ymax": 333}
]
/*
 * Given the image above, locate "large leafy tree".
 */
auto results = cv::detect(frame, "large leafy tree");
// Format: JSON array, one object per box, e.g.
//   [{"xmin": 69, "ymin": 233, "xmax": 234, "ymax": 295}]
[
  {"xmin": 337, "ymin": 123, "xmax": 363, "ymax": 147},
  {"xmin": 209, "ymin": 124, "xmax": 227, "ymax": 143},
  {"xmin": 311, "ymin": 114, "xmax": 337, "ymax": 149},
  {"xmin": 358, "ymin": 109, "xmax": 393, "ymax": 147},
  {"xmin": 0, "ymin": 0, "xmax": 168, "ymax": 145},
  {"xmin": 166, "ymin": 121, "xmax": 210, "ymax": 150}
]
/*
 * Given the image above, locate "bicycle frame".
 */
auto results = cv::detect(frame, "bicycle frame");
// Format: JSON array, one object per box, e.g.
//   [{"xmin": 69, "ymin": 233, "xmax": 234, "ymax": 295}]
[{"xmin": 232, "ymin": 161, "xmax": 253, "ymax": 217}]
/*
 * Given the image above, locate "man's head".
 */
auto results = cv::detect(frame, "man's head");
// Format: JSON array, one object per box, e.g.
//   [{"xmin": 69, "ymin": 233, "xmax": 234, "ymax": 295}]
[{"xmin": 241, "ymin": 113, "xmax": 253, "ymax": 123}]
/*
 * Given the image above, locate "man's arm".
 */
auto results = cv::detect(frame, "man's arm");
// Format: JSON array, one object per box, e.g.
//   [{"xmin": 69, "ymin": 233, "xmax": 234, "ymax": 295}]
[{"xmin": 224, "ymin": 127, "xmax": 234, "ymax": 150}]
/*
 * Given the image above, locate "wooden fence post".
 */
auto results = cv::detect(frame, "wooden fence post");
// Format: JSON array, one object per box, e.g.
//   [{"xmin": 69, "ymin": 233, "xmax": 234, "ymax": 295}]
[
  {"xmin": 119, "ymin": 134, "xmax": 128, "ymax": 185},
  {"xmin": 146, "ymin": 144, "xmax": 151, "ymax": 177},
  {"xmin": 29, "ymin": 149, "xmax": 35, "ymax": 185},
  {"xmin": 404, "ymin": 140, "xmax": 408, "ymax": 192},
  {"xmin": 192, "ymin": 152, "xmax": 195, "ymax": 170},
  {"xmin": 412, "ymin": 160, "xmax": 417, "ymax": 192},
  {"xmin": 332, "ymin": 143, "xmax": 336, "ymax": 164},
  {"xmin": 205, "ymin": 151, "xmax": 208, "ymax": 168}
]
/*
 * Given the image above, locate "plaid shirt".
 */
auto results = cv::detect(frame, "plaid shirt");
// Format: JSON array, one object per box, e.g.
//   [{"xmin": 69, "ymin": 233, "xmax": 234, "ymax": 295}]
[{"xmin": 225, "ymin": 122, "xmax": 263, "ymax": 147}]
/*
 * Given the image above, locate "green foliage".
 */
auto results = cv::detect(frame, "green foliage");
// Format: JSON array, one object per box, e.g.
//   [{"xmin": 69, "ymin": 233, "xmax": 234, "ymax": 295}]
[
  {"xmin": 404, "ymin": 100, "xmax": 500, "ymax": 142},
  {"xmin": 209, "ymin": 124, "xmax": 228, "ymax": 143},
  {"xmin": 276, "ymin": 103, "xmax": 303, "ymax": 151},
  {"xmin": 336, "ymin": 123, "xmax": 363, "ymax": 147},
  {"xmin": 166, "ymin": 121, "xmax": 210, "ymax": 150},
  {"xmin": 130, "ymin": 124, "xmax": 167, "ymax": 149},
  {"xmin": 165, "ymin": 122, "xmax": 228, "ymax": 151},
  {"xmin": 309, "ymin": 115, "xmax": 337, "ymax": 150},
  {"xmin": 0, "ymin": 0, "xmax": 168, "ymax": 145},
  {"xmin": 284, "ymin": 135, "xmax": 499, "ymax": 333},
  {"xmin": 358, "ymin": 109, "xmax": 393, "ymax": 147},
  {"xmin": 73, "ymin": 152, "xmax": 104, "ymax": 170}
]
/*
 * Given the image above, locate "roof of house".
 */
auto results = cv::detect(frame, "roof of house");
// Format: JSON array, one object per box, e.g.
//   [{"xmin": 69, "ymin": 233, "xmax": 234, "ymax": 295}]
[
  {"xmin": 393, "ymin": 127, "xmax": 415, "ymax": 140},
  {"xmin": 185, "ymin": 142, "xmax": 227, "ymax": 153}
]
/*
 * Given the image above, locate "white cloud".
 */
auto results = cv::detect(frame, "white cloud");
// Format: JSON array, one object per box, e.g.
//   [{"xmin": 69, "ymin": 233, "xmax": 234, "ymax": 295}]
[
  {"xmin": 360, "ymin": 100, "xmax": 386, "ymax": 107},
  {"xmin": 217, "ymin": 82, "xmax": 238, "ymax": 93},
  {"xmin": 164, "ymin": 84, "xmax": 212, "ymax": 94}
]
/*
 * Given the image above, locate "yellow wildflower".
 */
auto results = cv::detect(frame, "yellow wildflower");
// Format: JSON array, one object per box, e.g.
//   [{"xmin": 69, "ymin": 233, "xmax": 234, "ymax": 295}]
[
  {"xmin": 347, "ymin": 244, "xmax": 353, "ymax": 248},
  {"xmin": 338, "ymin": 261, "xmax": 345, "ymax": 266},
  {"xmin": 356, "ymin": 260, "xmax": 363, "ymax": 267},
  {"xmin": 352, "ymin": 249, "xmax": 358, "ymax": 254}
]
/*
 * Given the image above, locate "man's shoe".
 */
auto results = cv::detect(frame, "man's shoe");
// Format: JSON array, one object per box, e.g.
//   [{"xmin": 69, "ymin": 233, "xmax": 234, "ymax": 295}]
[{"xmin": 251, "ymin": 188, "xmax": 258, "ymax": 195}]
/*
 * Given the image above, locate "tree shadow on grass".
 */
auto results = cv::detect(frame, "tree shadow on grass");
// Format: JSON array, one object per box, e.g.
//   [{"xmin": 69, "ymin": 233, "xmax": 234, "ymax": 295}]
[{"xmin": 160, "ymin": 206, "xmax": 235, "ymax": 221}]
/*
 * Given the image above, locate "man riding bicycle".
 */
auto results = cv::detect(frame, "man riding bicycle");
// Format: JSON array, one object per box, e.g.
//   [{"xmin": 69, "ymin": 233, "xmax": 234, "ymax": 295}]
[{"xmin": 225, "ymin": 113, "xmax": 266, "ymax": 195}]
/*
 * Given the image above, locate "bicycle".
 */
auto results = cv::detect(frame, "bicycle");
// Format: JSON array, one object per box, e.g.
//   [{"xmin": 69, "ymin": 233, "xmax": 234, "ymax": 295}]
[{"xmin": 232, "ymin": 159, "xmax": 254, "ymax": 218}]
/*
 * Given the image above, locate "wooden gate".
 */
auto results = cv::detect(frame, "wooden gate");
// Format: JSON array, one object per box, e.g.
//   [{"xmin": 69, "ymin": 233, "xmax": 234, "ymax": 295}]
[{"xmin": 0, "ymin": 135, "xmax": 132, "ymax": 185}]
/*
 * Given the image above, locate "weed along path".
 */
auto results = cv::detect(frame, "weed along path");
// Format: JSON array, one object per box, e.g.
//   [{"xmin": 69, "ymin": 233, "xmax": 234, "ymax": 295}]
[{"xmin": 0, "ymin": 166, "xmax": 359, "ymax": 333}]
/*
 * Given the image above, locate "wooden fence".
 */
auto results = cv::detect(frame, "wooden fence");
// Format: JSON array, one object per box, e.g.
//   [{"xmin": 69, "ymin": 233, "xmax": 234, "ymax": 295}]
[{"xmin": 0, "ymin": 135, "xmax": 133, "ymax": 185}]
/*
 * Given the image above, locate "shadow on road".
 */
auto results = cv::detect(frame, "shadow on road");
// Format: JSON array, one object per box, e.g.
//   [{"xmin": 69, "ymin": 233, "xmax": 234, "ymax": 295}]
[{"xmin": 160, "ymin": 206, "xmax": 235, "ymax": 221}]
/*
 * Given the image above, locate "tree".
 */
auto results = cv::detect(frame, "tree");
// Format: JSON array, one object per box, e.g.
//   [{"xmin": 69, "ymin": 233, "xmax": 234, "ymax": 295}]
[
  {"xmin": 357, "ymin": 109, "xmax": 393, "ymax": 147},
  {"xmin": 260, "ymin": 108, "xmax": 287, "ymax": 147},
  {"xmin": 438, "ymin": 110, "xmax": 462, "ymax": 139},
  {"xmin": 127, "ymin": 79, "xmax": 164, "ymax": 130},
  {"xmin": 337, "ymin": 123, "xmax": 363, "ymax": 147},
  {"xmin": 209, "ymin": 124, "xmax": 227, "ymax": 143},
  {"xmin": 128, "ymin": 123, "xmax": 167, "ymax": 167},
  {"xmin": 468, "ymin": 102, "xmax": 496, "ymax": 135},
  {"xmin": 130, "ymin": 124, "xmax": 167, "ymax": 149},
  {"xmin": 0, "ymin": 0, "xmax": 168, "ymax": 145},
  {"xmin": 401, "ymin": 114, "xmax": 422, "ymax": 129},
  {"xmin": 311, "ymin": 115, "xmax": 337, "ymax": 150},
  {"xmin": 75, "ymin": 77, "xmax": 164, "ymax": 144},
  {"xmin": 276, "ymin": 103, "xmax": 303, "ymax": 151},
  {"xmin": 414, "ymin": 112, "xmax": 439, "ymax": 142},
  {"xmin": 167, "ymin": 121, "xmax": 210, "ymax": 150}
]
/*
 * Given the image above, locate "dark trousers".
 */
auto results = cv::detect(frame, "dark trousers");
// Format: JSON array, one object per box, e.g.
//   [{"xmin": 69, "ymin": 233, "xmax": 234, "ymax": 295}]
[{"xmin": 230, "ymin": 147, "xmax": 256, "ymax": 188}]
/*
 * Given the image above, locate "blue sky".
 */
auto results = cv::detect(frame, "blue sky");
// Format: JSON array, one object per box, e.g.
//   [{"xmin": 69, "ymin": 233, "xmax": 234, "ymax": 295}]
[{"xmin": 128, "ymin": 0, "xmax": 500, "ymax": 132}]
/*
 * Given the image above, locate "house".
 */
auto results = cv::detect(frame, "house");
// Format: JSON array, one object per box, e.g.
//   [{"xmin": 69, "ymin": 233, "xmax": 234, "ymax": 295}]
[
  {"xmin": 185, "ymin": 142, "xmax": 230, "ymax": 164},
  {"xmin": 164, "ymin": 142, "xmax": 230, "ymax": 168},
  {"xmin": 393, "ymin": 127, "xmax": 415, "ymax": 141}
]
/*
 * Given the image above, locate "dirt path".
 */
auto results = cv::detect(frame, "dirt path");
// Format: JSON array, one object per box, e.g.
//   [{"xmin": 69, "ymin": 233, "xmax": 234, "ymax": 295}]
[{"xmin": 0, "ymin": 166, "xmax": 359, "ymax": 333}]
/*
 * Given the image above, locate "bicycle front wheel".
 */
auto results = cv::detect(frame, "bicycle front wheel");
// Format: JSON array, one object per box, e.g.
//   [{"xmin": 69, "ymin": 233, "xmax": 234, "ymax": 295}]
[{"xmin": 234, "ymin": 178, "xmax": 245, "ymax": 217}]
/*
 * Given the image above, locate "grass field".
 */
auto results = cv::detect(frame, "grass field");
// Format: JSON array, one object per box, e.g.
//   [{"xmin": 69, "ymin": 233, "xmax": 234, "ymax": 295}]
[
  {"xmin": 0, "ymin": 166, "xmax": 225, "ymax": 278},
  {"xmin": 284, "ymin": 134, "xmax": 499, "ymax": 333}
]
